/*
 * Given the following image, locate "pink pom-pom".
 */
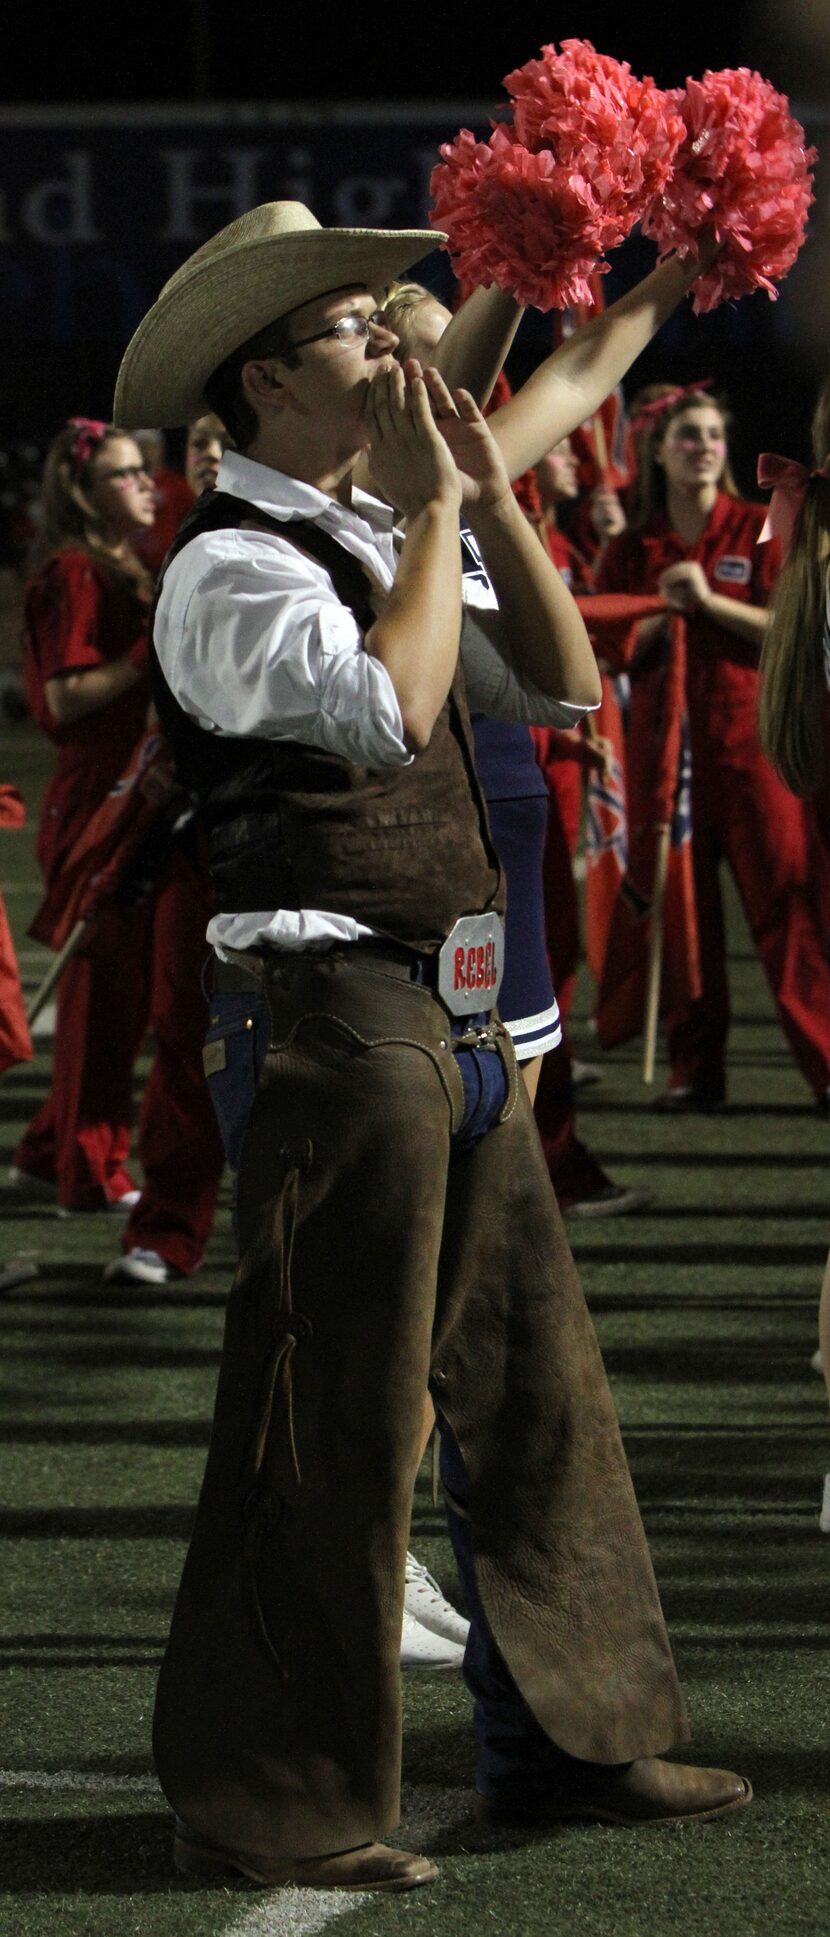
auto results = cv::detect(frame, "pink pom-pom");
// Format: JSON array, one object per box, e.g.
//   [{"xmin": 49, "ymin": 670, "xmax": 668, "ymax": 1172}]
[
  {"xmin": 505, "ymin": 39, "xmax": 686, "ymax": 225},
  {"xmin": 429, "ymin": 40, "xmax": 685, "ymax": 310},
  {"xmin": 642, "ymin": 68, "xmax": 817, "ymax": 312},
  {"xmin": 429, "ymin": 124, "xmax": 612, "ymax": 310}
]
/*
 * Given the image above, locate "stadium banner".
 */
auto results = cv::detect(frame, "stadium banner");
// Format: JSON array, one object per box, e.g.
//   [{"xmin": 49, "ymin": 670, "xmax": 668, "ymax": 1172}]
[
  {"xmin": 0, "ymin": 107, "xmax": 487, "ymax": 381},
  {"xmin": 0, "ymin": 100, "xmax": 827, "ymax": 438}
]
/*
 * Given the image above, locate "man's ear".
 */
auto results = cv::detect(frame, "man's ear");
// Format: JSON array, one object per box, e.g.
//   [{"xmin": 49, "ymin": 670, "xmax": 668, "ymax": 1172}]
[{"xmin": 242, "ymin": 359, "xmax": 284, "ymax": 407}]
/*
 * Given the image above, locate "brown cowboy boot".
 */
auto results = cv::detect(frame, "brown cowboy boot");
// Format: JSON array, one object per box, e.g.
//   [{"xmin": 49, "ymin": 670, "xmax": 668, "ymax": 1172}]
[
  {"xmin": 173, "ymin": 1819, "xmax": 438, "ymax": 1890},
  {"xmin": 475, "ymin": 1755, "xmax": 751, "ymax": 1829}
]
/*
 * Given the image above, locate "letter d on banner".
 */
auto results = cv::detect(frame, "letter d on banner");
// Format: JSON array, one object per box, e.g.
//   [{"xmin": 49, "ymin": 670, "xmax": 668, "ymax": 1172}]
[{"xmin": 21, "ymin": 152, "xmax": 100, "ymax": 245}]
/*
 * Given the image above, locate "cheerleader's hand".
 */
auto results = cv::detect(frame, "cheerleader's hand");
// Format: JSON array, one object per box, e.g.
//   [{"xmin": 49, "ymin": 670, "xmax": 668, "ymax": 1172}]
[
  {"xmin": 658, "ymin": 561, "xmax": 712, "ymax": 613},
  {"xmin": 584, "ymin": 732, "xmax": 615, "ymax": 783},
  {"xmin": 421, "ymin": 365, "xmax": 512, "ymax": 512}
]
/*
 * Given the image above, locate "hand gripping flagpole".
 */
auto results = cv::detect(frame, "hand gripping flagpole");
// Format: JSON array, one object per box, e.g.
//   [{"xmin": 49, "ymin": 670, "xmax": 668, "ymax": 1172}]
[
  {"xmin": 24, "ymin": 731, "xmax": 181, "ymax": 1029},
  {"xmin": 643, "ymin": 616, "xmax": 687, "ymax": 1084},
  {"xmin": 25, "ymin": 920, "xmax": 89, "ymax": 1029}
]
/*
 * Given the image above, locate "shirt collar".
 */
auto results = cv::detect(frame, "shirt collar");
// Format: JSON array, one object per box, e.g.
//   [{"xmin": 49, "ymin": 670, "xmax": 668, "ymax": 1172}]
[
  {"xmin": 650, "ymin": 489, "xmax": 731, "ymax": 550},
  {"xmin": 216, "ymin": 450, "xmax": 396, "ymax": 540}
]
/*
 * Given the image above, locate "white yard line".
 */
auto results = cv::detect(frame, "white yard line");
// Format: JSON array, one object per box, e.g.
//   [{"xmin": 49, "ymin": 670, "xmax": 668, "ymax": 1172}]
[
  {"xmin": 229, "ymin": 1892, "xmax": 372, "ymax": 1937},
  {"xmin": 0, "ymin": 1772, "xmax": 464, "ymax": 1932},
  {"xmin": 1, "ymin": 1772, "xmax": 371, "ymax": 1934},
  {"xmin": 228, "ymin": 1786, "xmax": 463, "ymax": 1936},
  {"xmin": 0, "ymin": 1769, "xmax": 159, "ymax": 1793}
]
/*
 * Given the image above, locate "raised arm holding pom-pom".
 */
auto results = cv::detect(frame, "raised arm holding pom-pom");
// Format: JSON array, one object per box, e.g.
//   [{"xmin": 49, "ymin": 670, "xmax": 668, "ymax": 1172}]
[
  {"xmin": 366, "ymin": 241, "xmax": 720, "ymax": 500},
  {"xmin": 472, "ymin": 246, "xmax": 719, "ymax": 483}
]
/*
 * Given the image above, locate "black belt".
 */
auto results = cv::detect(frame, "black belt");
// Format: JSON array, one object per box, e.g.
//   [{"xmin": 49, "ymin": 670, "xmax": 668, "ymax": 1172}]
[
  {"xmin": 211, "ymin": 943, "xmax": 506, "ymax": 1061},
  {"xmin": 212, "ymin": 940, "xmax": 434, "ymax": 995}
]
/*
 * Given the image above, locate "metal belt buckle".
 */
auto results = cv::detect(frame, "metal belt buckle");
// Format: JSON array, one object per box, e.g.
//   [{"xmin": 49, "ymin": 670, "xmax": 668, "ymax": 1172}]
[{"xmin": 436, "ymin": 913, "xmax": 505, "ymax": 1017}]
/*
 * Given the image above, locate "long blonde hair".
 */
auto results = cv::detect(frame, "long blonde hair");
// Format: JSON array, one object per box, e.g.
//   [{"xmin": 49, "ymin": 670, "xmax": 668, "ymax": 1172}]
[
  {"xmin": 758, "ymin": 380, "xmax": 830, "ymax": 794},
  {"xmin": 30, "ymin": 422, "xmax": 152, "ymax": 600}
]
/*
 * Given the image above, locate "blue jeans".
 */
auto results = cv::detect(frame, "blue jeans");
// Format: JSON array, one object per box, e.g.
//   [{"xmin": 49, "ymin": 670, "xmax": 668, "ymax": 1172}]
[
  {"xmin": 204, "ymin": 982, "xmax": 511, "ymax": 1192},
  {"xmin": 205, "ymin": 976, "xmax": 570, "ymax": 1798}
]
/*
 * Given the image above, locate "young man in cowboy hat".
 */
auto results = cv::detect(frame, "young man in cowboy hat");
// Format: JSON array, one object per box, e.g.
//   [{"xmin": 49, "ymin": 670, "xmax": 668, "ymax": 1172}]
[{"xmin": 114, "ymin": 202, "xmax": 749, "ymax": 1893}]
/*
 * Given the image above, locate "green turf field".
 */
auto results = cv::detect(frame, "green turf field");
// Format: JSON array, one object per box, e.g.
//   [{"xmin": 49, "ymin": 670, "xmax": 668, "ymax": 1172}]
[{"xmin": 1, "ymin": 720, "xmax": 829, "ymax": 1937}]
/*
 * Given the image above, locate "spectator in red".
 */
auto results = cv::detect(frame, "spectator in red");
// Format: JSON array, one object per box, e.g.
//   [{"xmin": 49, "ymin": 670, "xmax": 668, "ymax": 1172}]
[
  {"xmin": 9, "ymin": 418, "xmax": 224, "ymax": 1278},
  {"xmin": 597, "ymin": 389, "xmax": 830, "ymax": 1109},
  {"xmin": 133, "ymin": 429, "xmax": 195, "ymax": 577},
  {"xmin": 184, "ymin": 413, "xmax": 228, "ymax": 497}
]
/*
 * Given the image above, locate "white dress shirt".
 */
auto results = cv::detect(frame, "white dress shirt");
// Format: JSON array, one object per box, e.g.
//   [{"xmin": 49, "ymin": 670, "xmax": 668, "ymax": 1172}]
[{"xmin": 154, "ymin": 451, "xmax": 591, "ymax": 953}]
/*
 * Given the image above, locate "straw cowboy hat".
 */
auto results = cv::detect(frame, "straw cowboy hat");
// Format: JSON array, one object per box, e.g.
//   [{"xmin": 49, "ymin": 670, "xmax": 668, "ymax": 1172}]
[{"xmin": 114, "ymin": 200, "xmax": 443, "ymax": 429}]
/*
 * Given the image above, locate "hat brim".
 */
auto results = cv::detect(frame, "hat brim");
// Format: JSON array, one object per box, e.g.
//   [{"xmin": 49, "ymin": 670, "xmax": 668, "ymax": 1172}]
[{"xmin": 114, "ymin": 227, "xmax": 443, "ymax": 429}]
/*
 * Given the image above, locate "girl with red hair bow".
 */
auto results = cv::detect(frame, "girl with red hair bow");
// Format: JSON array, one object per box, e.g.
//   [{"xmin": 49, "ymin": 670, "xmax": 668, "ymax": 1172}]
[{"xmin": 10, "ymin": 419, "xmax": 223, "ymax": 1279}]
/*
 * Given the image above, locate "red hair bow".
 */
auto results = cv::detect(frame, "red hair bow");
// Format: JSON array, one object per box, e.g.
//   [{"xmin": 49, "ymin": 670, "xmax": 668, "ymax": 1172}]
[
  {"xmin": 757, "ymin": 452, "xmax": 830, "ymax": 558},
  {"xmin": 628, "ymin": 380, "xmax": 713, "ymax": 435},
  {"xmin": 66, "ymin": 417, "xmax": 108, "ymax": 478}
]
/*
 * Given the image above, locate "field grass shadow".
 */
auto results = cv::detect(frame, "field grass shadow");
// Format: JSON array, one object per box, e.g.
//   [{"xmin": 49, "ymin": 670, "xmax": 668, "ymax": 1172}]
[{"xmin": 0, "ymin": 1810, "xmax": 174, "ymax": 1894}]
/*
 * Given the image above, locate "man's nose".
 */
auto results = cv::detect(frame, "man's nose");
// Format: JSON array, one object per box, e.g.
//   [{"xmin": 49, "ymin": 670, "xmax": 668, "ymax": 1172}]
[{"xmin": 366, "ymin": 319, "xmax": 399, "ymax": 356}]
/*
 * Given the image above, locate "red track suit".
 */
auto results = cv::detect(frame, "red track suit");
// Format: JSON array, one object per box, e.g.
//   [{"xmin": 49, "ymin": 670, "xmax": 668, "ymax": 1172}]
[
  {"xmin": 15, "ymin": 550, "xmax": 223, "ymax": 1264},
  {"xmin": 597, "ymin": 494, "xmax": 830, "ymax": 1102}
]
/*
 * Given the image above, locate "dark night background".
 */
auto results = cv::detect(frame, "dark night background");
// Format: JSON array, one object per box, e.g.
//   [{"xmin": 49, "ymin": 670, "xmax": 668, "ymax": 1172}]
[
  {"xmin": 2, "ymin": 2, "xmax": 830, "ymax": 481},
  {"xmin": 3, "ymin": 5, "xmax": 823, "ymax": 109}
]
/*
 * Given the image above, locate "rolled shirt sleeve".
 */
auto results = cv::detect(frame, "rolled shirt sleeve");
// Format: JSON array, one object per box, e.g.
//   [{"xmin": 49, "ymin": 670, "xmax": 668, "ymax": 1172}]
[
  {"xmin": 155, "ymin": 526, "xmax": 411, "ymax": 769},
  {"xmin": 459, "ymin": 603, "xmax": 598, "ymax": 729}
]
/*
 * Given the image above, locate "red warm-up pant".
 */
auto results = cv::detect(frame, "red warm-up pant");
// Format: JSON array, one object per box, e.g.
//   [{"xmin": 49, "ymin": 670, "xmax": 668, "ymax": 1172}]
[
  {"xmin": 15, "ymin": 840, "xmax": 224, "ymax": 1268},
  {"xmin": 666, "ymin": 725, "xmax": 830, "ymax": 1103}
]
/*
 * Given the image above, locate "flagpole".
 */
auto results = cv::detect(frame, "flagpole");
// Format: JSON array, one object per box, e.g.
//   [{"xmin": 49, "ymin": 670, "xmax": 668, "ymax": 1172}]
[
  {"xmin": 642, "ymin": 824, "xmax": 671, "ymax": 1082},
  {"xmin": 26, "ymin": 920, "xmax": 88, "ymax": 1028}
]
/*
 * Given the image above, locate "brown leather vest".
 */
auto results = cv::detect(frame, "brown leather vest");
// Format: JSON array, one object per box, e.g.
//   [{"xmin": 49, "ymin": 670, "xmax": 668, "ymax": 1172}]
[{"xmin": 151, "ymin": 490, "xmax": 504, "ymax": 953}]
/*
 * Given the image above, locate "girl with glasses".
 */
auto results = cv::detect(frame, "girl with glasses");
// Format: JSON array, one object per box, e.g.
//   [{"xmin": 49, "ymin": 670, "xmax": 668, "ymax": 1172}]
[{"xmin": 10, "ymin": 419, "xmax": 224, "ymax": 1281}]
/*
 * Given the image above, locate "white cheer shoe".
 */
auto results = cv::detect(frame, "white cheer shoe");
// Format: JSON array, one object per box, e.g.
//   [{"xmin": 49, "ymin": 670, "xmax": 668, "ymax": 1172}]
[
  {"xmin": 103, "ymin": 1247, "xmax": 182, "ymax": 1286},
  {"xmin": 0, "ymin": 1259, "xmax": 37, "ymax": 1293},
  {"xmin": 400, "ymin": 1609, "xmax": 465, "ymax": 1670},
  {"xmin": 404, "ymin": 1551, "xmax": 470, "ymax": 1648},
  {"xmin": 8, "ymin": 1165, "xmax": 140, "ymax": 1215}
]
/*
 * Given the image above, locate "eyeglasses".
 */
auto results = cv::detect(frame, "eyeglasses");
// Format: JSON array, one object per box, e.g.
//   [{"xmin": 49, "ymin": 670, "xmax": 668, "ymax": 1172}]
[
  {"xmin": 93, "ymin": 463, "xmax": 152, "ymax": 483},
  {"xmin": 290, "ymin": 312, "xmax": 391, "ymax": 352}
]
